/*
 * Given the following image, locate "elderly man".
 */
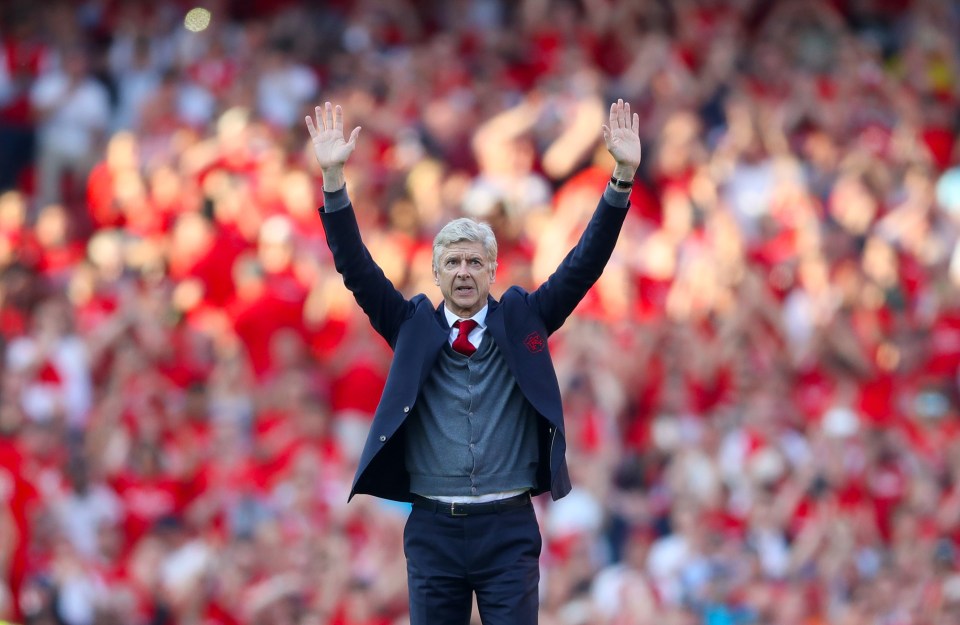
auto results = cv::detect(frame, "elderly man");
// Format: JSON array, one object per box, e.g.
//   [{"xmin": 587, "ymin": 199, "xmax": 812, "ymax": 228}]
[{"xmin": 306, "ymin": 99, "xmax": 641, "ymax": 625}]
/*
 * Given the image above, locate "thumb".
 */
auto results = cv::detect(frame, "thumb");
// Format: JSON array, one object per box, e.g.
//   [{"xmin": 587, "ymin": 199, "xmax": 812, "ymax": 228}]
[{"xmin": 347, "ymin": 126, "xmax": 362, "ymax": 148}]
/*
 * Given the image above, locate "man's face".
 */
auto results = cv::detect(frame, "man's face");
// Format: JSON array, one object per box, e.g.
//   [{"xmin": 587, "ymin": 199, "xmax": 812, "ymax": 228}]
[{"xmin": 434, "ymin": 240, "xmax": 496, "ymax": 318}]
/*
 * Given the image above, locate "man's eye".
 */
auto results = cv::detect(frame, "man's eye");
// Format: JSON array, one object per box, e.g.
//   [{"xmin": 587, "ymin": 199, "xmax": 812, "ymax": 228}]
[
  {"xmin": 471, "ymin": 259, "xmax": 482, "ymax": 267},
  {"xmin": 445, "ymin": 259, "xmax": 458, "ymax": 267}
]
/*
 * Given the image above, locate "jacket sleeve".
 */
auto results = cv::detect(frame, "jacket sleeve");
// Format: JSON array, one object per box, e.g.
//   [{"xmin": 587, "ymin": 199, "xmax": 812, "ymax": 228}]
[
  {"xmin": 319, "ymin": 200, "xmax": 413, "ymax": 347},
  {"xmin": 528, "ymin": 190, "xmax": 629, "ymax": 334}
]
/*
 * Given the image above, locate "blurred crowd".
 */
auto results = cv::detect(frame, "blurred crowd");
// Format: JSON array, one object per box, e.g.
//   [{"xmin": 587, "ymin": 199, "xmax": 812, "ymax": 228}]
[{"xmin": 2, "ymin": 0, "xmax": 960, "ymax": 624}]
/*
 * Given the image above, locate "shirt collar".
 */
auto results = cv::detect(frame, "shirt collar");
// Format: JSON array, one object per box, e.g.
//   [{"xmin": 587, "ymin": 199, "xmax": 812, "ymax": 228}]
[{"xmin": 444, "ymin": 304, "xmax": 488, "ymax": 329}]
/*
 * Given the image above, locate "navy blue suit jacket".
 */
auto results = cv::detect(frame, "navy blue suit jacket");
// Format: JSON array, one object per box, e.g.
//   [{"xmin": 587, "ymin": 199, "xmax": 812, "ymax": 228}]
[{"xmin": 320, "ymin": 194, "xmax": 629, "ymax": 503}]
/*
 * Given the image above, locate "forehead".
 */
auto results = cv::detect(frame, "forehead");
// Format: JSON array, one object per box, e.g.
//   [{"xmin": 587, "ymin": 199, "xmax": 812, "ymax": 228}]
[{"xmin": 440, "ymin": 240, "xmax": 487, "ymax": 258}]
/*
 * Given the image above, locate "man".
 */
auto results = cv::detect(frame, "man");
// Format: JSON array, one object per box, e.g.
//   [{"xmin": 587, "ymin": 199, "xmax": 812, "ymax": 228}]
[{"xmin": 305, "ymin": 99, "xmax": 641, "ymax": 625}]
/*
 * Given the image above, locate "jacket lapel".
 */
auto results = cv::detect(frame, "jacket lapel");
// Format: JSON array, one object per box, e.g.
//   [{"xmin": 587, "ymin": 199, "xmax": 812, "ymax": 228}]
[
  {"xmin": 483, "ymin": 296, "xmax": 506, "ymax": 348},
  {"xmin": 434, "ymin": 300, "xmax": 449, "ymax": 330}
]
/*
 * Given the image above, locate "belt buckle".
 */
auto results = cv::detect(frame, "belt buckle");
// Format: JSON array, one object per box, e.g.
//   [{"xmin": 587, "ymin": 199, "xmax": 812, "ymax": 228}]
[{"xmin": 450, "ymin": 502, "xmax": 467, "ymax": 517}]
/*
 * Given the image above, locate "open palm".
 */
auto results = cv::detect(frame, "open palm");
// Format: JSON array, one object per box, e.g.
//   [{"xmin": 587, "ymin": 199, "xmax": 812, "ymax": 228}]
[
  {"xmin": 602, "ymin": 99, "xmax": 642, "ymax": 170},
  {"xmin": 305, "ymin": 102, "xmax": 361, "ymax": 170}
]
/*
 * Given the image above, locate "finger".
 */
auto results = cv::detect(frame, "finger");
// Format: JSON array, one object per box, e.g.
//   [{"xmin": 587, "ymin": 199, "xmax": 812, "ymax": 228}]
[
  {"xmin": 632, "ymin": 112, "xmax": 640, "ymax": 135},
  {"xmin": 305, "ymin": 115, "xmax": 318, "ymax": 139},
  {"xmin": 315, "ymin": 105, "xmax": 323, "ymax": 130},
  {"xmin": 624, "ymin": 101, "xmax": 631, "ymax": 128},
  {"xmin": 335, "ymin": 105, "xmax": 343, "ymax": 131},
  {"xmin": 325, "ymin": 102, "xmax": 334, "ymax": 130},
  {"xmin": 617, "ymin": 98, "xmax": 625, "ymax": 129},
  {"xmin": 608, "ymin": 101, "xmax": 617, "ymax": 130},
  {"xmin": 602, "ymin": 125, "xmax": 610, "ymax": 143}
]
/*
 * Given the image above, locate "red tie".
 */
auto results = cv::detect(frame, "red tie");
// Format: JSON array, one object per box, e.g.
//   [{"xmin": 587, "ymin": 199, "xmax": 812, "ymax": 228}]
[{"xmin": 452, "ymin": 319, "xmax": 478, "ymax": 356}]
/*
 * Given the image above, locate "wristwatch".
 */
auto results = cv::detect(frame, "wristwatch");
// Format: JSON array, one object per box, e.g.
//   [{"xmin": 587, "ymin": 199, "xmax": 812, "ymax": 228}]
[{"xmin": 609, "ymin": 176, "xmax": 634, "ymax": 191}]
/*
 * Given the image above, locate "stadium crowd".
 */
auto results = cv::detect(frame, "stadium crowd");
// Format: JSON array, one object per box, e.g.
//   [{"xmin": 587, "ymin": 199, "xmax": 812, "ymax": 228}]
[{"xmin": 2, "ymin": 0, "xmax": 960, "ymax": 623}]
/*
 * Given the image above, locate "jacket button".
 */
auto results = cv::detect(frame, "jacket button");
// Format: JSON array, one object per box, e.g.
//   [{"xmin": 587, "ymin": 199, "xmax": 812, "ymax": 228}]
[
  {"xmin": 403, "ymin": 406, "xmax": 410, "ymax": 413},
  {"xmin": 379, "ymin": 435, "xmax": 386, "ymax": 442}
]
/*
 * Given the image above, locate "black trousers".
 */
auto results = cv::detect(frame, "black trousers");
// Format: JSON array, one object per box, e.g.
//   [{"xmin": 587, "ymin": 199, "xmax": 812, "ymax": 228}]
[{"xmin": 404, "ymin": 496, "xmax": 541, "ymax": 625}]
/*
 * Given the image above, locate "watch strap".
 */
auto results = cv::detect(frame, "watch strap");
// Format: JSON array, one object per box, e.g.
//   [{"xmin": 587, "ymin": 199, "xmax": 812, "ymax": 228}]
[{"xmin": 610, "ymin": 175, "xmax": 634, "ymax": 190}]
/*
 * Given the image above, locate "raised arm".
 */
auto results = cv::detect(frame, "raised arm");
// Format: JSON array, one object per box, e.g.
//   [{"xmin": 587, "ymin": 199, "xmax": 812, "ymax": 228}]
[
  {"xmin": 306, "ymin": 102, "xmax": 411, "ymax": 345},
  {"xmin": 529, "ymin": 99, "xmax": 642, "ymax": 332},
  {"xmin": 305, "ymin": 101, "xmax": 362, "ymax": 192}
]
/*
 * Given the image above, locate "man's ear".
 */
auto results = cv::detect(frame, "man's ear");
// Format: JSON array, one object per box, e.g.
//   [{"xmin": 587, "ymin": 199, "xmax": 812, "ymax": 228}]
[
  {"xmin": 489, "ymin": 262, "xmax": 497, "ymax": 283},
  {"xmin": 433, "ymin": 269, "xmax": 439, "ymax": 284}
]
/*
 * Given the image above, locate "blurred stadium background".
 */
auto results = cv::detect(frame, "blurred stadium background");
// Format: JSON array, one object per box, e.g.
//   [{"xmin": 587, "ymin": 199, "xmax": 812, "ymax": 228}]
[{"xmin": 2, "ymin": 0, "xmax": 960, "ymax": 624}]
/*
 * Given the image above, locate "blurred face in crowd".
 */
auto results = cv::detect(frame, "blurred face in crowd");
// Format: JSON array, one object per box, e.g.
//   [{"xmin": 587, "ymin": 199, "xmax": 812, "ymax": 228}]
[
  {"xmin": 33, "ymin": 297, "xmax": 70, "ymax": 339},
  {"xmin": 434, "ymin": 240, "xmax": 496, "ymax": 318}
]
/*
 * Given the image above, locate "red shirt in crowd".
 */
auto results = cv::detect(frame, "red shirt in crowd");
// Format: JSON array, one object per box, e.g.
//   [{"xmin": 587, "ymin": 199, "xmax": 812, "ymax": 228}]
[{"xmin": 111, "ymin": 471, "xmax": 188, "ymax": 551}]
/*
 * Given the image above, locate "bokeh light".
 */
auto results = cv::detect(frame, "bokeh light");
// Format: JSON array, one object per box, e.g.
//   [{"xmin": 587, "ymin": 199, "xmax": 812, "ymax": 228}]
[{"xmin": 183, "ymin": 7, "xmax": 212, "ymax": 32}]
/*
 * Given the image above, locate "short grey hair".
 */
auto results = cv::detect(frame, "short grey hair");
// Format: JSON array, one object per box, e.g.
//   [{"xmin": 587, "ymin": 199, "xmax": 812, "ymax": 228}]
[{"xmin": 432, "ymin": 218, "xmax": 498, "ymax": 271}]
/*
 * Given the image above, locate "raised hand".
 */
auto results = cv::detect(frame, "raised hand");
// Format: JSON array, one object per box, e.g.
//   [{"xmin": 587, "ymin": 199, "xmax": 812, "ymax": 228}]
[
  {"xmin": 305, "ymin": 102, "xmax": 361, "ymax": 189},
  {"xmin": 602, "ymin": 99, "xmax": 642, "ymax": 178}
]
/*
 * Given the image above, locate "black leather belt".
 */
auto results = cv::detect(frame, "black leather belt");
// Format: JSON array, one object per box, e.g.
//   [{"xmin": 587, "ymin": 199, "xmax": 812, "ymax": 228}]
[{"xmin": 412, "ymin": 492, "xmax": 531, "ymax": 517}]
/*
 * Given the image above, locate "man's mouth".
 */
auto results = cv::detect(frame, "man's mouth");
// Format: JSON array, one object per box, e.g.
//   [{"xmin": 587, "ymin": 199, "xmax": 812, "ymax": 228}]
[{"xmin": 455, "ymin": 285, "xmax": 474, "ymax": 294}]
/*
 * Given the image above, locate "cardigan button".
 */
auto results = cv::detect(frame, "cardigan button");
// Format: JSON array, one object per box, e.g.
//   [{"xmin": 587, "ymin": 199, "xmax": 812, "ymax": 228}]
[
  {"xmin": 403, "ymin": 406, "xmax": 410, "ymax": 413},
  {"xmin": 379, "ymin": 435, "xmax": 386, "ymax": 442}
]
